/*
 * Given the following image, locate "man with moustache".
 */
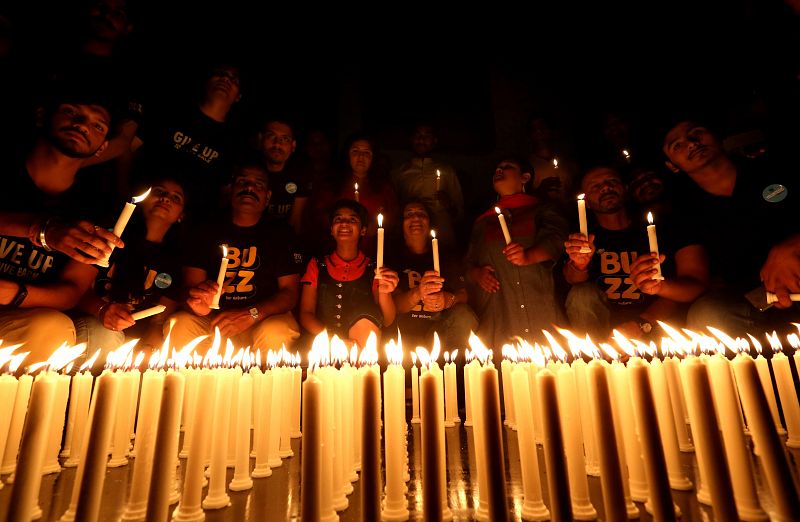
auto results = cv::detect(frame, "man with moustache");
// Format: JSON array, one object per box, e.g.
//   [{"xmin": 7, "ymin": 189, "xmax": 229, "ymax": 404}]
[
  {"xmin": 563, "ymin": 166, "xmax": 708, "ymax": 340},
  {"xmin": 0, "ymin": 88, "xmax": 125, "ymax": 362},
  {"xmin": 662, "ymin": 118, "xmax": 800, "ymax": 334},
  {"xmin": 170, "ymin": 159, "xmax": 304, "ymax": 352}
]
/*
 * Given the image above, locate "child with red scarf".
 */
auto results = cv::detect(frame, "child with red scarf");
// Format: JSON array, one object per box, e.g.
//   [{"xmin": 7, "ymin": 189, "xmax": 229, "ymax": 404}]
[{"xmin": 465, "ymin": 157, "xmax": 568, "ymax": 348}]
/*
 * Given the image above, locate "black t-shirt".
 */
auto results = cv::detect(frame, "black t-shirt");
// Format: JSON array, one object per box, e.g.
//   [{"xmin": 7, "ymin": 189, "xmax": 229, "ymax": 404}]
[
  {"xmin": 94, "ymin": 229, "xmax": 182, "ymax": 308},
  {"xmin": 183, "ymin": 219, "xmax": 304, "ymax": 309},
  {"xmin": 672, "ymin": 158, "xmax": 798, "ymax": 291},
  {"xmin": 0, "ymin": 162, "xmax": 103, "ymax": 285},
  {"xmin": 265, "ymin": 163, "xmax": 311, "ymax": 222},
  {"xmin": 589, "ymin": 218, "xmax": 695, "ymax": 319},
  {"xmin": 388, "ymin": 246, "xmax": 466, "ymax": 339}
]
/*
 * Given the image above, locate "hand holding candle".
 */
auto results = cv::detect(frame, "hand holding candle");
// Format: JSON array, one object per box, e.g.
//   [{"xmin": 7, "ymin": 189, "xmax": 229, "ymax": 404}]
[
  {"xmin": 431, "ymin": 230, "xmax": 440, "ymax": 274},
  {"xmin": 210, "ymin": 245, "xmax": 229, "ymax": 310},
  {"xmin": 646, "ymin": 212, "xmax": 664, "ymax": 280},
  {"xmin": 98, "ymin": 188, "xmax": 151, "ymax": 267}
]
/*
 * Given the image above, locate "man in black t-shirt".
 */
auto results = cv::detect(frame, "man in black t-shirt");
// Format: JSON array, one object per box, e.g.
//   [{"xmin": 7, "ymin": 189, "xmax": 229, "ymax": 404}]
[
  {"xmin": 170, "ymin": 161, "xmax": 304, "ymax": 353},
  {"xmin": 663, "ymin": 119, "xmax": 800, "ymax": 335},
  {"xmin": 563, "ymin": 166, "xmax": 709, "ymax": 341}
]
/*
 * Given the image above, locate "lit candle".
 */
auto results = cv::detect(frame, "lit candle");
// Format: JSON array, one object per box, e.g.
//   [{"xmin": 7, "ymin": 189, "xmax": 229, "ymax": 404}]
[
  {"xmin": 61, "ymin": 373, "xmax": 79, "ymax": 460},
  {"xmin": 42, "ymin": 371, "xmax": 71, "ymax": 474},
  {"xmin": 60, "ymin": 372, "xmax": 120, "ymax": 522},
  {"xmin": 707, "ymin": 354, "xmax": 767, "ymax": 520},
  {"xmin": 537, "ymin": 368, "xmax": 573, "ymax": 521},
  {"xmin": 376, "ymin": 213, "xmax": 384, "ymax": 279},
  {"xmin": 267, "ymin": 364, "xmax": 284, "ymax": 469},
  {"xmin": 628, "ymin": 358, "xmax": 677, "ymax": 521},
  {"xmin": 382, "ymin": 343, "xmax": 408, "ymax": 519},
  {"xmin": 435, "ymin": 169, "xmax": 441, "ymax": 191},
  {"xmin": 622, "ymin": 149, "xmax": 631, "ymax": 163},
  {"xmin": 494, "ymin": 207, "xmax": 512, "ymax": 245},
  {"xmin": 443, "ymin": 351, "xmax": 456, "ymax": 427},
  {"xmin": 587, "ymin": 360, "xmax": 627, "ymax": 522},
  {"xmin": 210, "ymin": 245, "xmax": 229, "ymax": 310},
  {"xmin": 500, "ymin": 355, "xmax": 515, "ymax": 429},
  {"xmin": 553, "ymin": 157, "xmax": 559, "ymax": 169},
  {"xmin": 279, "ymin": 367, "xmax": 294, "ymax": 458},
  {"xmin": 146, "ymin": 371, "xmax": 185, "ymax": 521},
  {"xmin": 463, "ymin": 353, "xmax": 477, "ymax": 428},
  {"xmin": 251, "ymin": 368, "xmax": 273, "ymax": 478},
  {"xmin": 354, "ymin": 181, "xmax": 359, "ymax": 202},
  {"xmin": 683, "ymin": 357, "xmax": 738, "ymax": 521},
  {"xmin": 479, "ymin": 363, "xmax": 509, "ymax": 520},
  {"xmin": 468, "ymin": 358, "xmax": 490, "ymax": 518},
  {"xmin": 772, "ymin": 350, "xmax": 800, "ymax": 447},
  {"xmin": 646, "ymin": 212, "xmax": 664, "ymax": 280},
  {"xmin": 130, "ymin": 304, "xmax": 166, "ymax": 321},
  {"xmin": 0, "ymin": 372, "xmax": 18, "ymax": 483},
  {"xmin": 753, "ymin": 350, "xmax": 785, "ymax": 434},
  {"xmin": 61, "ymin": 356, "xmax": 95, "ymax": 467},
  {"xmin": 291, "ymin": 359, "xmax": 302, "ymax": 438},
  {"xmin": 107, "ymin": 369, "xmax": 133, "ymax": 467},
  {"xmin": 203, "ymin": 367, "xmax": 233, "ymax": 510},
  {"xmin": 420, "ymin": 357, "xmax": 444, "ymax": 520},
  {"xmin": 577, "ymin": 194, "xmax": 591, "ymax": 253},
  {"xmin": 229, "ymin": 371, "xmax": 253, "ymax": 491},
  {"xmin": 7, "ymin": 369, "xmax": 57, "ymax": 521},
  {"xmin": 301, "ymin": 372, "xmax": 322, "ymax": 520},
  {"xmin": 411, "ymin": 352, "xmax": 420, "ymax": 424},
  {"xmin": 172, "ymin": 369, "xmax": 217, "ymax": 521},
  {"xmin": 609, "ymin": 361, "xmax": 649, "ymax": 503},
  {"xmin": 431, "ymin": 230, "xmax": 440, "ymax": 274},
  {"xmin": 510, "ymin": 365, "xmax": 549, "ymax": 520},
  {"xmin": 731, "ymin": 353, "xmax": 800, "ymax": 520},
  {"xmin": 1, "ymin": 373, "xmax": 32, "ymax": 474},
  {"xmin": 571, "ymin": 358, "xmax": 599, "ymax": 476},
  {"xmin": 178, "ymin": 368, "xmax": 199, "ymax": 459},
  {"xmin": 98, "ymin": 187, "xmax": 151, "ymax": 267},
  {"xmin": 361, "ymin": 363, "xmax": 382, "ymax": 520},
  {"xmin": 663, "ymin": 355, "xmax": 693, "ymax": 452}
]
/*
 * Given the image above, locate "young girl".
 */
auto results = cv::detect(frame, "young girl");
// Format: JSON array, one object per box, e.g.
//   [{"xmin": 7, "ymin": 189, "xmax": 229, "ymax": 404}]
[
  {"xmin": 465, "ymin": 157, "xmax": 568, "ymax": 347},
  {"xmin": 299, "ymin": 199, "xmax": 399, "ymax": 347}
]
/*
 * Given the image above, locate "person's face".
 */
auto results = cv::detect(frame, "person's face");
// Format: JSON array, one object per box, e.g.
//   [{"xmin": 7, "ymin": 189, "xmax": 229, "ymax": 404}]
[
  {"xmin": 231, "ymin": 167, "xmax": 270, "ymax": 213},
  {"xmin": 492, "ymin": 160, "xmax": 530, "ymax": 196},
  {"xmin": 48, "ymin": 103, "xmax": 110, "ymax": 159},
  {"xmin": 141, "ymin": 180, "xmax": 185, "ymax": 225},
  {"xmin": 663, "ymin": 121, "xmax": 724, "ymax": 174},
  {"xmin": 402, "ymin": 203, "xmax": 431, "ymax": 241},
  {"xmin": 205, "ymin": 65, "xmax": 241, "ymax": 106},
  {"xmin": 260, "ymin": 122, "xmax": 295, "ymax": 166},
  {"xmin": 411, "ymin": 125, "xmax": 437, "ymax": 157},
  {"xmin": 87, "ymin": 0, "xmax": 130, "ymax": 43},
  {"xmin": 628, "ymin": 170, "xmax": 665, "ymax": 204},
  {"xmin": 582, "ymin": 167, "xmax": 626, "ymax": 213},
  {"xmin": 349, "ymin": 139, "xmax": 373, "ymax": 176},
  {"xmin": 330, "ymin": 207, "xmax": 365, "ymax": 242}
]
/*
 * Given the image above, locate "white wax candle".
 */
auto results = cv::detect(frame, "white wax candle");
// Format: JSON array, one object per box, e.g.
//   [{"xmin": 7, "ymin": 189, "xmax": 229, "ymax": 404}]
[
  {"xmin": 60, "ymin": 372, "xmax": 120, "ymax": 522},
  {"xmin": 577, "ymin": 194, "xmax": 588, "ymax": 237},
  {"xmin": 411, "ymin": 361, "xmax": 420, "ymax": 424},
  {"xmin": 526, "ymin": 363, "xmax": 543, "ymax": 444},
  {"xmin": 537, "ymin": 368, "xmax": 573, "ymax": 520},
  {"xmin": 494, "ymin": 207, "xmax": 512, "ymax": 245},
  {"xmin": 267, "ymin": 367, "xmax": 284, "ymax": 468},
  {"xmin": 291, "ymin": 365, "xmax": 302, "ymax": 438},
  {"xmin": 301, "ymin": 373, "xmax": 322, "ymax": 520},
  {"xmin": 279, "ymin": 368, "xmax": 294, "ymax": 458},
  {"xmin": 0, "ymin": 374, "xmax": 19, "ymax": 481},
  {"xmin": 431, "ymin": 230, "xmax": 440, "ymax": 274},
  {"xmin": 382, "ymin": 362, "xmax": 408, "ymax": 519},
  {"xmin": 226, "ymin": 368, "xmax": 240, "ymax": 467},
  {"xmin": 172, "ymin": 369, "xmax": 216, "ymax": 521},
  {"xmin": 753, "ymin": 354, "xmax": 785, "ymax": 434},
  {"xmin": 646, "ymin": 212, "xmax": 664, "ymax": 280},
  {"xmin": 98, "ymin": 188, "xmax": 151, "ymax": 267},
  {"xmin": 353, "ymin": 366, "xmax": 364, "ymax": 468},
  {"xmin": 648, "ymin": 359, "xmax": 692, "ymax": 490},
  {"xmin": 130, "ymin": 304, "xmax": 166, "ymax": 321},
  {"xmin": 510, "ymin": 366, "xmax": 549, "ymax": 520},
  {"xmin": 444, "ymin": 359, "xmax": 458, "ymax": 426},
  {"xmin": 663, "ymin": 356, "xmax": 693, "ymax": 452},
  {"xmin": 468, "ymin": 361, "xmax": 489, "ymax": 519},
  {"xmin": 61, "ymin": 374, "xmax": 79, "ymax": 459},
  {"xmin": 500, "ymin": 359, "xmax": 515, "ymax": 428},
  {"xmin": 42, "ymin": 373, "xmax": 70, "ymax": 474},
  {"xmin": 108, "ymin": 369, "xmax": 134, "ymax": 467},
  {"xmin": 432, "ymin": 363, "xmax": 451, "ymax": 518},
  {"xmin": 319, "ymin": 368, "xmax": 336, "ymax": 520},
  {"xmin": 210, "ymin": 245, "xmax": 229, "ymax": 310},
  {"xmin": 203, "ymin": 368, "xmax": 233, "ymax": 510},
  {"xmin": 707, "ymin": 354, "xmax": 767, "ymax": 520},
  {"xmin": 1, "ymin": 374, "xmax": 32, "ymax": 474},
  {"xmin": 610, "ymin": 361, "xmax": 649, "ymax": 503},
  {"xmin": 229, "ymin": 372, "xmax": 253, "ymax": 491},
  {"xmin": 249, "ymin": 366, "xmax": 262, "ymax": 450},
  {"xmin": 420, "ymin": 367, "xmax": 444, "ymax": 520},
  {"xmin": 479, "ymin": 364, "xmax": 510, "ymax": 521},
  {"xmin": 683, "ymin": 357, "xmax": 738, "ymax": 521},
  {"xmin": 362, "ymin": 366, "xmax": 382, "ymax": 519},
  {"xmin": 121, "ymin": 369, "xmax": 165, "ymax": 520},
  {"xmin": 341, "ymin": 363, "xmax": 356, "ymax": 483},
  {"xmin": 587, "ymin": 360, "xmax": 628, "ymax": 522},
  {"xmin": 772, "ymin": 352, "xmax": 800, "ymax": 447},
  {"xmin": 628, "ymin": 358, "xmax": 677, "ymax": 520},
  {"xmin": 178, "ymin": 368, "xmax": 199, "ymax": 458},
  {"xmin": 555, "ymin": 364, "xmax": 596, "ymax": 518},
  {"xmin": 571, "ymin": 359, "xmax": 599, "ymax": 476},
  {"xmin": 7, "ymin": 371, "xmax": 56, "ymax": 521},
  {"xmin": 376, "ymin": 214, "xmax": 384, "ymax": 274},
  {"xmin": 332, "ymin": 366, "xmax": 348, "ymax": 509},
  {"xmin": 731, "ymin": 354, "xmax": 800, "ymax": 519},
  {"xmin": 251, "ymin": 369, "xmax": 273, "ymax": 478}
]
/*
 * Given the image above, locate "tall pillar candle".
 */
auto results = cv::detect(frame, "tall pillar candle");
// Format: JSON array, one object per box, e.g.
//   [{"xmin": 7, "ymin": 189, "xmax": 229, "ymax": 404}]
[
  {"xmin": 63, "ymin": 370, "xmax": 93, "ymax": 468},
  {"xmin": 319, "ymin": 367, "xmax": 336, "ymax": 522},
  {"xmin": 1, "ymin": 374, "xmax": 32, "ymax": 474},
  {"xmin": 179, "ymin": 368, "xmax": 199, "ymax": 458},
  {"xmin": 753, "ymin": 354, "xmax": 785, "ymax": 434},
  {"xmin": 362, "ymin": 367, "xmax": 382, "ymax": 520},
  {"xmin": 301, "ymin": 373, "xmax": 322, "ymax": 520},
  {"xmin": 510, "ymin": 366, "xmax": 549, "ymax": 521},
  {"xmin": 60, "ymin": 373, "xmax": 79, "ymax": 459},
  {"xmin": 683, "ymin": 357, "xmax": 738, "ymax": 521},
  {"xmin": 772, "ymin": 351, "xmax": 800, "ymax": 447},
  {"xmin": 526, "ymin": 363, "xmax": 543, "ymax": 444},
  {"xmin": 432, "ymin": 363, "xmax": 451, "ymax": 520},
  {"xmin": 279, "ymin": 367, "xmax": 295, "ymax": 458},
  {"xmin": 627, "ymin": 358, "xmax": 676, "ymax": 521},
  {"xmin": 411, "ymin": 358, "xmax": 421, "ymax": 424},
  {"xmin": 225, "ymin": 367, "xmax": 241, "ymax": 467},
  {"xmin": 229, "ymin": 371, "xmax": 253, "ymax": 491},
  {"xmin": 108, "ymin": 369, "xmax": 134, "ymax": 467},
  {"xmin": 0, "ymin": 373, "xmax": 19, "ymax": 481},
  {"xmin": 587, "ymin": 360, "xmax": 627, "ymax": 522},
  {"xmin": 42, "ymin": 372, "xmax": 71, "ymax": 474},
  {"xmin": 707, "ymin": 354, "xmax": 768, "ymax": 521},
  {"xmin": 602, "ymin": 362, "xmax": 639, "ymax": 517},
  {"xmin": 172, "ymin": 369, "xmax": 216, "ymax": 522},
  {"xmin": 382, "ymin": 360, "xmax": 409, "ymax": 520},
  {"xmin": 444, "ymin": 356, "xmax": 460, "ymax": 425},
  {"xmin": 648, "ymin": 359, "xmax": 692, "ymax": 490},
  {"xmin": 610, "ymin": 361, "xmax": 649, "ymax": 503},
  {"xmin": 203, "ymin": 368, "xmax": 233, "ymax": 510},
  {"xmin": 468, "ymin": 362, "xmax": 489, "ymax": 520},
  {"xmin": 249, "ymin": 366, "xmax": 262, "ymax": 456},
  {"xmin": 291, "ymin": 364, "xmax": 302, "ymax": 437},
  {"xmin": 420, "ymin": 367, "xmax": 444, "ymax": 521},
  {"xmin": 537, "ymin": 369, "xmax": 573, "ymax": 521},
  {"xmin": 267, "ymin": 367, "xmax": 284, "ymax": 468},
  {"xmin": 500, "ymin": 358, "xmax": 515, "ymax": 429},
  {"xmin": 251, "ymin": 369, "xmax": 273, "ymax": 478},
  {"xmin": 7, "ymin": 371, "xmax": 56, "ymax": 522},
  {"xmin": 341, "ymin": 362, "xmax": 357, "ymax": 483},
  {"xmin": 731, "ymin": 354, "xmax": 800, "ymax": 521},
  {"xmin": 463, "ymin": 358, "xmax": 478, "ymax": 427},
  {"xmin": 332, "ymin": 368, "xmax": 348, "ymax": 510},
  {"xmin": 480, "ymin": 365, "xmax": 509, "ymax": 521},
  {"xmin": 663, "ymin": 356, "xmax": 693, "ymax": 451},
  {"xmin": 571, "ymin": 358, "xmax": 599, "ymax": 476}
]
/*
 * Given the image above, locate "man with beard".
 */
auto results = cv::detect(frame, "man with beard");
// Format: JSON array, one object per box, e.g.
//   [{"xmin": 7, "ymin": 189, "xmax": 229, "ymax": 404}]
[
  {"xmin": 0, "ymin": 92, "xmax": 124, "ymax": 362},
  {"xmin": 663, "ymin": 118, "xmax": 800, "ymax": 334},
  {"xmin": 170, "ymin": 160, "xmax": 304, "ymax": 353},
  {"xmin": 563, "ymin": 166, "xmax": 708, "ymax": 340},
  {"xmin": 258, "ymin": 116, "xmax": 310, "ymax": 234}
]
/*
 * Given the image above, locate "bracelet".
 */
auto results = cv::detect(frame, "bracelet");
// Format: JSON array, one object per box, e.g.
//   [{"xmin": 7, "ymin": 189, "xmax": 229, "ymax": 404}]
[
  {"xmin": 97, "ymin": 301, "xmax": 112, "ymax": 320},
  {"xmin": 568, "ymin": 260, "xmax": 589, "ymax": 273},
  {"xmin": 39, "ymin": 218, "xmax": 54, "ymax": 252}
]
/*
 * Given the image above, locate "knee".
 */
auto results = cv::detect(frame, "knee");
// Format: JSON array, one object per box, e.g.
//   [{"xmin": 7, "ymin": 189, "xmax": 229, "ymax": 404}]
[
  {"xmin": 254, "ymin": 313, "xmax": 301, "ymax": 350},
  {"xmin": 566, "ymin": 283, "xmax": 605, "ymax": 310},
  {"xmin": 446, "ymin": 303, "xmax": 478, "ymax": 330},
  {"xmin": 686, "ymin": 292, "xmax": 748, "ymax": 331},
  {"xmin": 24, "ymin": 309, "xmax": 76, "ymax": 361}
]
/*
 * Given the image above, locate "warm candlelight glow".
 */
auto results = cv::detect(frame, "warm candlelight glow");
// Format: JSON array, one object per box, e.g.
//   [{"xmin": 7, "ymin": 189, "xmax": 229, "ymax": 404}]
[
  {"xmin": 647, "ymin": 211, "xmax": 654, "ymax": 225},
  {"xmin": 46, "ymin": 343, "xmax": 87, "ymax": 372},
  {"xmin": 386, "ymin": 339, "xmax": 403, "ymax": 366},
  {"xmin": 132, "ymin": 187, "xmax": 152, "ymax": 204},
  {"xmin": 7, "ymin": 352, "xmax": 29, "ymax": 373},
  {"xmin": 377, "ymin": 213, "xmax": 383, "ymax": 228},
  {"xmin": 359, "ymin": 332, "xmax": 379, "ymax": 366},
  {"xmin": 622, "ymin": 149, "xmax": 630, "ymax": 160},
  {"xmin": 578, "ymin": 193, "xmax": 585, "ymax": 201},
  {"xmin": 766, "ymin": 331, "xmax": 782, "ymax": 353},
  {"xmin": 79, "ymin": 349, "xmax": 101, "ymax": 372},
  {"xmin": 431, "ymin": 229, "xmax": 436, "ymax": 239},
  {"xmin": 553, "ymin": 158, "xmax": 559, "ymax": 168},
  {"xmin": 495, "ymin": 206, "xmax": 502, "ymax": 215}
]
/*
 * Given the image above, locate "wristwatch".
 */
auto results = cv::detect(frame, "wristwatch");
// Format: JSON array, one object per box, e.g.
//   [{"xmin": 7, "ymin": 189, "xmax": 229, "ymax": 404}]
[
  {"xmin": 9, "ymin": 282, "xmax": 28, "ymax": 308},
  {"xmin": 248, "ymin": 306, "xmax": 260, "ymax": 322},
  {"xmin": 638, "ymin": 318, "xmax": 653, "ymax": 334}
]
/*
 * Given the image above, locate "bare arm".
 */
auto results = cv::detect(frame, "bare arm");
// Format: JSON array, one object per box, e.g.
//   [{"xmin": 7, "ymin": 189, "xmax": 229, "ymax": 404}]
[
  {"xmin": 631, "ymin": 245, "xmax": 709, "ymax": 303},
  {"xmin": 0, "ymin": 261, "xmax": 97, "ymax": 310},
  {"xmin": 299, "ymin": 283, "xmax": 325, "ymax": 334}
]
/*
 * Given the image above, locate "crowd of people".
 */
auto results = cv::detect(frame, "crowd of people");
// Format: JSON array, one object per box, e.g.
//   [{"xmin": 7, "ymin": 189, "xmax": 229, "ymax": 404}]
[{"xmin": 1, "ymin": 0, "xmax": 799, "ymax": 369}]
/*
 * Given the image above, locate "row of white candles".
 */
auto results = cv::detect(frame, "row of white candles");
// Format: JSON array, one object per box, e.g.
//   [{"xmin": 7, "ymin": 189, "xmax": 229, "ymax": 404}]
[{"xmin": 3, "ymin": 324, "xmax": 800, "ymax": 520}]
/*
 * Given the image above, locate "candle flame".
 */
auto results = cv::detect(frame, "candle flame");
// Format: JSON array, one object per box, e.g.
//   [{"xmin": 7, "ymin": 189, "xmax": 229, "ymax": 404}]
[
  {"xmin": 468, "ymin": 331, "xmax": 491, "ymax": 364},
  {"xmin": 555, "ymin": 327, "xmax": 592, "ymax": 358},
  {"xmin": 577, "ymin": 193, "xmax": 585, "ymax": 201},
  {"xmin": 766, "ymin": 331, "xmax": 782, "ymax": 353},
  {"xmin": 436, "ymin": 169, "xmax": 441, "ymax": 179},
  {"xmin": 553, "ymin": 158, "xmax": 559, "ymax": 168},
  {"xmin": 8, "ymin": 352, "xmax": 29, "ymax": 373},
  {"xmin": 599, "ymin": 343, "xmax": 619, "ymax": 361},
  {"xmin": 431, "ymin": 332, "xmax": 441, "ymax": 364},
  {"xmin": 464, "ymin": 349, "xmax": 473, "ymax": 363},
  {"xmin": 787, "ymin": 333, "xmax": 800, "ymax": 350},
  {"xmin": 411, "ymin": 351, "xmax": 417, "ymax": 366},
  {"xmin": 221, "ymin": 244, "xmax": 228, "ymax": 257},
  {"xmin": 494, "ymin": 206, "xmax": 502, "ymax": 215},
  {"xmin": 331, "ymin": 335, "xmax": 348, "ymax": 364},
  {"xmin": 359, "ymin": 332, "xmax": 378, "ymax": 366},
  {"xmin": 443, "ymin": 351, "xmax": 450, "ymax": 363},
  {"xmin": 611, "ymin": 330, "xmax": 636, "ymax": 357},
  {"xmin": 542, "ymin": 330, "xmax": 568, "ymax": 361},
  {"xmin": 706, "ymin": 326, "xmax": 739, "ymax": 356},
  {"xmin": 530, "ymin": 346, "xmax": 546, "ymax": 367},
  {"xmin": 622, "ymin": 149, "xmax": 630, "ymax": 159},
  {"xmin": 647, "ymin": 211, "xmax": 654, "ymax": 225},
  {"xmin": 79, "ymin": 349, "xmax": 101, "ymax": 372},
  {"xmin": 308, "ymin": 350, "xmax": 318, "ymax": 373},
  {"xmin": 502, "ymin": 344, "xmax": 518, "ymax": 363},
  {"xmin": 132, "ymin": 187, "xmax": 152, "ymax": 204},
  {"xmin": 28, "ymin": 362, "xmax": 48, "ymax": 375},
  {"xmin": 431, "ymin": 229, "xmax": 437, "ymax": 239},
  {"xmin": 46, "ymin": 343, "xmax": 87, "ymax": 372},
  {"xmin": 0, "ymin": 344, "xmax": 22, "ymax": 370},
  {"xmin": 746, "ymin": 334, "xmax": 762, "ymax": 355},
  {"xmin": 416, "ymin": 347, "xmax": 431, "ymax": 368},
  {"xmin": 132, "ymin": 351, "xmax": 144, "ymax": 369},
  {"xmin": 451, "ymin": 349, "xmax": 458, "ymax": 361},
  {"xmin": 386, "ymin": 338, "xmax": 403, "ymax": 366},
  {"xmin": 377, "ymin": 213, "xmax": 383, "ymax": 228},
  {"xmin": 354, "ymin": 182, "xmax": 359, "ymax": 191}
]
